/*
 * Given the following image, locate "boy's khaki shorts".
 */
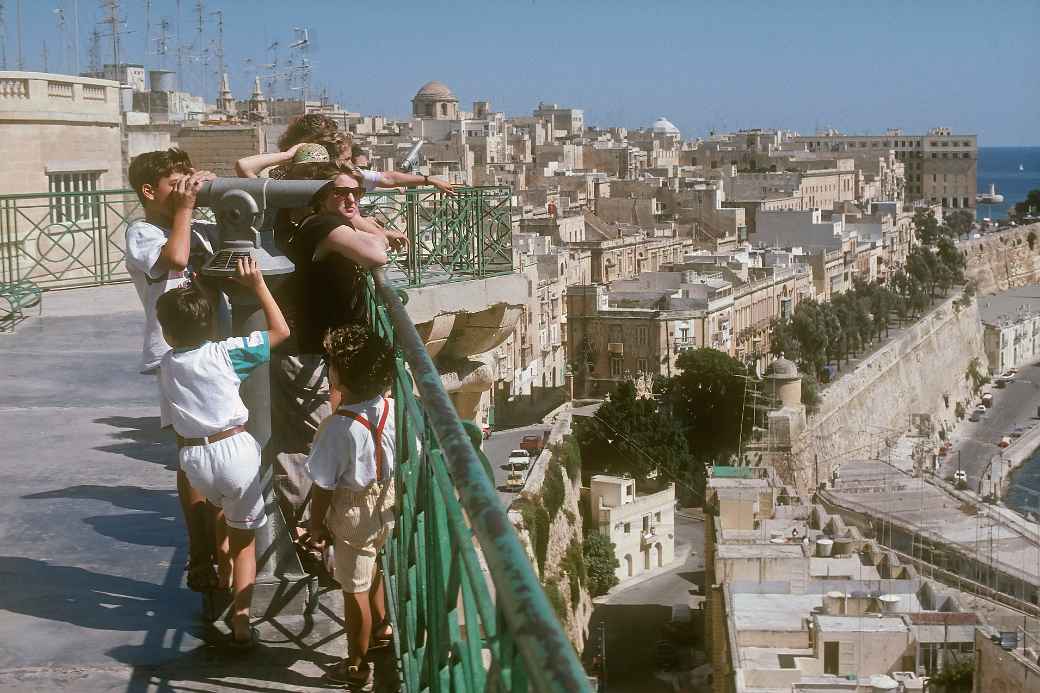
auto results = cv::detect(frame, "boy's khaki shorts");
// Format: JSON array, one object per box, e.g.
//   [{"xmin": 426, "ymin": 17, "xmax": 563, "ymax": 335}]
[{"xmin": 327, "ymin": 479, "xmax": 396, "ymax": 592}]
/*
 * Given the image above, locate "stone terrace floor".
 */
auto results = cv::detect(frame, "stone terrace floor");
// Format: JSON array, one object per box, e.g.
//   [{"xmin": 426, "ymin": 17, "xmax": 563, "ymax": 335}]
[{"xmin": 0, "ymin": 284, "xmax": 362, "ymax": 692}]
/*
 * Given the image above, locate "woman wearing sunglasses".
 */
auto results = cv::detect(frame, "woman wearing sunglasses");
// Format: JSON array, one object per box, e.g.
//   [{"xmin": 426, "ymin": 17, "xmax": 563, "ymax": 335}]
[{"xmin": 265, "ymin": 164, "xmax": 394, "ymax": 571}]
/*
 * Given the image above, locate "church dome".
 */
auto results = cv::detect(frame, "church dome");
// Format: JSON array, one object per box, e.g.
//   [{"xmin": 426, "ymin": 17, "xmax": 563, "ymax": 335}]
[
  {"xmin": 415, "ymin": 80, "xmax": 457, "ymax": 101},
  {"xmin": 765, "ymin": 356, "xmax": 799, "ymax": 379},
  {"xmin": 652, "ymin": 116, "xmax": 680, "ymax": 135}
]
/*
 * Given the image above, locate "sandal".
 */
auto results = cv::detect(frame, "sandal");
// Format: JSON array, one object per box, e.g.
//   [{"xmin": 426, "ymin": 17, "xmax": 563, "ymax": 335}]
[
  {"xmin": 228, "ymin": 626, "xmax": 260, "ymax": 653},
  {"xmin": 370, "ymin": 620, "xmax": 393, "ymax": 650},
  {"xmin": 325, "ymin": 659, "xmax": 372, "ymax": 688},
  {"xmin": 186, "ymin": 559, "xmax": 219, "ymax": 592},
  {"xmin": 297, "ymin": 531, "xmax": 333, "ymax": 578}
]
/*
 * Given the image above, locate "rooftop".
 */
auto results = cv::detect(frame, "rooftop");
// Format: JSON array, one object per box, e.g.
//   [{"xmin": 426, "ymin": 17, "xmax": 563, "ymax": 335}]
[{"xmin": 978, "ymin": 285, "xmax": 1040, "ymax": 325}]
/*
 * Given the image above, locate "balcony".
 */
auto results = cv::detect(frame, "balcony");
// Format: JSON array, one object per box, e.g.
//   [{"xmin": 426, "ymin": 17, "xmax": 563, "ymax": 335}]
[
  {"xmin": 640, "ymin": 527, "xmax": 657, "ymax": 548},
  {"xmin": 0, "ymin": 184, "xmax": 591, "ymax": 692}
]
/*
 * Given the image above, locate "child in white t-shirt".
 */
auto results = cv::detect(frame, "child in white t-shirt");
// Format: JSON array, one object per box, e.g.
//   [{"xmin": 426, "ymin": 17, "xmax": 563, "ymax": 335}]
[
  {"xmin": 157, "ymin": 257, "xmax": 290, "ymax": 649},
  {"xmin": 125, "ymin": 148, "xmax": 221, "ymax": 594},
  {"xmin": 125, "ymin": 148, "xmax": 219, "ymax": 375},
  {"xmin": 305, "ymin": 324, "xmax": 397, "ymax": 687}
]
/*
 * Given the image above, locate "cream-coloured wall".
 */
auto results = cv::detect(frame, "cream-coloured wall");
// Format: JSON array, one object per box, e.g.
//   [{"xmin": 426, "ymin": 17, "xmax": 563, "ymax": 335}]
[
  {"xmin": 0, "ymin": 72, "xmax": 123, "ymax": 194},
  {"xmin": 596, "ymin": 483, "xmax": 676, "ymax": 582},
  {"xmin": 0, "ymin": 122, "xmax": 123, "ymax": 193}
]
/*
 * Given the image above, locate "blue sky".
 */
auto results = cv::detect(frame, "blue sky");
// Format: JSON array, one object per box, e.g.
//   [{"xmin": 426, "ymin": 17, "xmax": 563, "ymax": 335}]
[{"xmin": 5, "ymin": 0, "xmax": 1038, "ymax": 145}]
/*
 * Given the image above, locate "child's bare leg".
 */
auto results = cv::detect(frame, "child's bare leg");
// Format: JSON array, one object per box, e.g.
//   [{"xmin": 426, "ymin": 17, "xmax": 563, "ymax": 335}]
[
  {"xmin": 178, "ymin": 469, "xmax": 210, "ymax": 558},
  {"xmin": 343, "ymin": 589, "xmax": 373, "ymax": 666},
  {"xmin": 214, "ymin": 507, "xmax": 231, "ymax": 590},
  {"xmin": 178, "ymin": 470, "xmax": 217, "ymax": 589},
  {"xmin": 370, "ymin": 567, "xmax": 389, "ymax": 636},
  {"xmin": 228, "ymin": 526, "xmax": 256, "ymax": 641}
]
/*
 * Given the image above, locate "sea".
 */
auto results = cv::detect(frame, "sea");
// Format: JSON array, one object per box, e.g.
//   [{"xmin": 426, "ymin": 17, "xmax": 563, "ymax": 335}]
[{"xmin": 975, "ymin": 146, "xmax": 1040, "ymax": 221}]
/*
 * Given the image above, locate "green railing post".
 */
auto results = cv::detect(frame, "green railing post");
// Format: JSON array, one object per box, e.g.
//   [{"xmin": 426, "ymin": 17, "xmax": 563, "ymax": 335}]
[{"xmin": 369, "ymin": 267, "xmax": 591, "ymax": 693}]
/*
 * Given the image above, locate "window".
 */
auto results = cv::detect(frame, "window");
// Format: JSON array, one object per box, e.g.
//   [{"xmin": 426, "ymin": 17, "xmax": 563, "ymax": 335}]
[
  {"xmin": 609, "ymin": 324, "xmax": 623, "ymax": 342},
  {"xmin": 637, "ymin": 357, "xmax": 648, "ymax": 373},
  {"xmin": 49, "ymin": 171, "xmax": 101, "ymax": 223},
  {"xmin": 642, "ymin": 515, "xmax": 650, "ymax": 532},
  {"xmin": 654, "ymin": 511, "xmax": 662, "ymax": 523},
  {"xmin": 623, "ymin": 522, "xmax": 631, "ymax": 534},
  {"xmin": 610, "ymin": 356, "xmax": 624, "ymax": 377},
  {"xmin": 636, "ymin": 325, "xmax": 648, "ymax": 345}
]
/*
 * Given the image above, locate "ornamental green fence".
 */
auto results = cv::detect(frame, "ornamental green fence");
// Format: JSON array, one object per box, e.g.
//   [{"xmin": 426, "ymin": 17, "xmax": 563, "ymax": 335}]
[
  {"xmin": 0, "ymin": 186, "xmax": 513, "ymax": 290},
  {"xmin": 367, "ymin": 268, "xmax": 592, "ymax": 693}
]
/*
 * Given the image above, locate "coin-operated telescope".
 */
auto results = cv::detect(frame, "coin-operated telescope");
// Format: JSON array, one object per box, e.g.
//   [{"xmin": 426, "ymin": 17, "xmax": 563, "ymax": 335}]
[{"xmin": 196, "ymin": 177, "xmax": 332, "ymax": 279}]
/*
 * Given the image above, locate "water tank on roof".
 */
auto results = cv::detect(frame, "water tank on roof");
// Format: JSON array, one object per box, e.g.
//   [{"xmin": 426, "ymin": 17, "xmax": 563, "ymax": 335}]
[
  {"xmin": 878, "ymin": 594, "xmax": 901, "ymax": 614},
  {"xmin": 833, "ymin": 537, "xmax": 854, "ymax": 556},
  {"xmin": 823, "ymin": 591, "xmax": 846, "ymax": 615},
  {"xmin": 149, "ymin": 69, "xmax": 176, "ymax": 93},
  {"xmin": 815, "ymin": 537, "xmax": 834, "ymax": 557}
]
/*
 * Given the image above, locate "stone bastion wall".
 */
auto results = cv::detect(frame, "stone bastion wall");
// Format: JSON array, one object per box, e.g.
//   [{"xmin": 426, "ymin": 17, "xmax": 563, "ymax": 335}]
[
  {"xmin": 786, "ymin": 294, "xmax": 987, "ymax": 491},
  {"xmin": 963, "ymin": 221, "xmax": 1040, "ymax": 295}
]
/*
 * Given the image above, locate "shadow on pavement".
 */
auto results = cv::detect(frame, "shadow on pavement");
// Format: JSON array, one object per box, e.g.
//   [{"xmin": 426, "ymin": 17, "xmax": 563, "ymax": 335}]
[
  {"xmin": 94, "ymin": 415, "xmax": 177, "ymax": 471},
  {"xmin": 24, "ymin": 484, "xmax": 183, "ymax": 548}
]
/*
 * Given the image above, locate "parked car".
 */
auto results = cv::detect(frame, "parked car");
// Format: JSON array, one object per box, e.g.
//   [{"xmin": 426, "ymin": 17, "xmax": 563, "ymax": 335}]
[
  {"xmin": 1001, "ymin": 370, "xmax": 1016, "ymax": 380},
  {"xmin": 520, "ymin": 433, "xmax": 547, "ymax": 455},
  {"xmin": 998, "ymin": 436, "xmax": 1011, "ymax": 449},
  {"xmin": 981, "ymin": 392, "xmax": 993, "ymax": 408},
  {"xmin": 954, "ymin": 469, "xmax": 968, "ymax": 484},
  {"xmin": 506, "ymin": 468, "xmax": 525, "ymax": 491},
  {"xmin": 507, "ymin": 449, "xmax": 531, "ymax": 470}
]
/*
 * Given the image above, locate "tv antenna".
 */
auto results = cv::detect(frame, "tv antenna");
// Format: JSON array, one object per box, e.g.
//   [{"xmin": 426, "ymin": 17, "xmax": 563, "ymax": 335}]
[
  {"xmin": 210, "ymin": 9, "xmax": 224, "ymax": 90},
  {"xmin": 87, "ymin": 27, "xmax": 101, "ymax": 73},
  {"xmin": 99, "ymin": 0, "xmax": 122, "ymax": 70},
  {"xmin": 0, "ymin": 1, "xmax": 8, "ymax": 70}
]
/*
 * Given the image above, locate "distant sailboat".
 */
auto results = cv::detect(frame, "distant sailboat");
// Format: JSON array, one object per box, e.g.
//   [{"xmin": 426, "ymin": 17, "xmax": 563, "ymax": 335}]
[{"xmin": 1020, "ymin": 164, "xmax": 1025, "ymax": 172}]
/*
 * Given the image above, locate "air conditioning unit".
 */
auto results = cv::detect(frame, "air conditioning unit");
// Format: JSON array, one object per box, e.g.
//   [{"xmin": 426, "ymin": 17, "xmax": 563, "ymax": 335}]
[{"xmin": 608, "ymin": 342, "xmax": 624, "ymax": 354}]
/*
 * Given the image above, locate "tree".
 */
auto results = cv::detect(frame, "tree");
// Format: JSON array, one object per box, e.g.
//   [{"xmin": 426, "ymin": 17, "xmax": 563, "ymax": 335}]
[
  {"xmin": 582, "ymin": 532, "xmax": 619, "ymax": 597},
  {"xmin": 945, "ymin": 210, "xmax": 974, "ymax": 240},
  {"xmin": 768, "ymin": 316, "xmax": 800, "ymax": 363},
  {"xmin": 1013, "ymin": 189, "xmax": 1040, "ymax": 219},
  {"xmin": 912, "ymin": 209, "xmax": 942, "ymax": 246},
  {"xmin": 573, "ymin": 382, "xmax": 703, "ymax": 502},
  {"xmin": 663, "ymin": 348, "xmax": 755, "ymax": 464},
  {"xmin": 1028, "ymin": 230, "xmax": 1037, "ymax": 251}
]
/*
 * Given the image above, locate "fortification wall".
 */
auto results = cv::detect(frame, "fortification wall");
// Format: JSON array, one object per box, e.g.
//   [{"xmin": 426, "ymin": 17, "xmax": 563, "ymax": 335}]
[
  {"xmin": 785, "ymin": 295, "xmax": 986, "ymax": 490},
  {"xmin": 963, "ymin": 222, "xmax": 1040, "ymax": 295}
]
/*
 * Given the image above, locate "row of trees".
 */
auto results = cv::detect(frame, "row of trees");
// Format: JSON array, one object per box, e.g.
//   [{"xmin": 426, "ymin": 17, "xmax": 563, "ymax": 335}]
[
  {"xmin": 768, "ymin": 210, "xmax": 967, "ymax": 393},
  {"xmin": 572, "ymin": 212, "xmax": 981, "ymax": 506}
]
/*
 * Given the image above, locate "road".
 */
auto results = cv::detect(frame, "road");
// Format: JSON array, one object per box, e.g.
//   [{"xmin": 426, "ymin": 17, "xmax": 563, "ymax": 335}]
[
  {"xmin": 943, "ymin": 361, "xmax": 1040, "ymax": 486},
  {"xmin": 587, "ymin": 512, "xmax": 707, "ymax": 693},
  {"xmin": 483, "ymin": 421, "xmax": 552, "ymax": 506}
]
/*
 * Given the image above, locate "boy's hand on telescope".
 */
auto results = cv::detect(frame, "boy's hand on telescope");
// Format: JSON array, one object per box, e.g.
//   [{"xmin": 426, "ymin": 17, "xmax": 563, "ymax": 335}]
[
  {"xmin": 171, "ymin": 169, "xmax": 217, "ymax": 210},
  {"xmin": 231, "ymin": 257, "xmax": 265, "ymax": 290}
]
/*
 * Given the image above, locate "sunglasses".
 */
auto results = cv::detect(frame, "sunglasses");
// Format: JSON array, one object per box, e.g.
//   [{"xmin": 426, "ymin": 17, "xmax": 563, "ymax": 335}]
[{"xmin": 327, "ymin": 186, "xmax": 365, "ymax": 199}]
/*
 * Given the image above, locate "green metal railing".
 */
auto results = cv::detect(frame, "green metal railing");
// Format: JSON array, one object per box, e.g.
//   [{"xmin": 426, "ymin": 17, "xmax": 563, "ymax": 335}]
[
  {"xmin": 0, "ymin": 186, "xmax": 514, "ymax": 290},
  {"xmin": 0, "ymin": 189, "xmax": 143, "ymax": 289},
  {"xmin": 368, "ymin": 269, "xmax": 591, "ymax": 693}
]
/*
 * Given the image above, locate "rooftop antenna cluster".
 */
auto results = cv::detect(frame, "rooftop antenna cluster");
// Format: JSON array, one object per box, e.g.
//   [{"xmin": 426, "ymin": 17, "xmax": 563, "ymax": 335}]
[{"xmin": 0, "ymin": 1, "xmax": 7, "ymax": 70}]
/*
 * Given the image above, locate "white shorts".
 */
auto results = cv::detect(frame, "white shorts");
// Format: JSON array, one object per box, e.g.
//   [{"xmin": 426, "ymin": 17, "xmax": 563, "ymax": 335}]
[{"xmin": 179, "ymin": 431, "xmax": 268, "ymax": 530}]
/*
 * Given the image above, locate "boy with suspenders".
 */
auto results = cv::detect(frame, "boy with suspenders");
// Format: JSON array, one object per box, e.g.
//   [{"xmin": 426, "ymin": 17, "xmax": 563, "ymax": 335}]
[{"xmin": 305, "ymin": 324, "xmax": 397, "ymax": 688}]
